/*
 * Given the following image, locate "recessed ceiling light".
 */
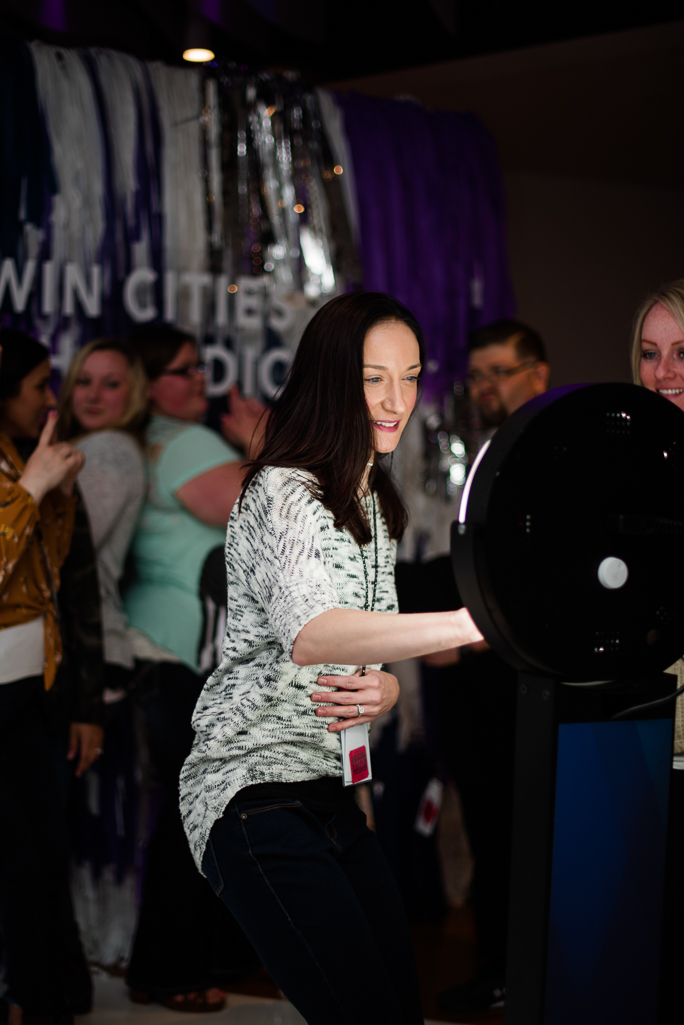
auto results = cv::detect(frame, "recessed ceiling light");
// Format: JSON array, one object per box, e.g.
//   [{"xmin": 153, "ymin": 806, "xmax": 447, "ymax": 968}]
[{"xmin": 183, "ymin": 47, "xmax": 215, "ymax": 62}]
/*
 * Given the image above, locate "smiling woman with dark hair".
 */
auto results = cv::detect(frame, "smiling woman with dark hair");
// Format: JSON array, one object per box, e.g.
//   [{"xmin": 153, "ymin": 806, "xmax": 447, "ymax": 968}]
[{"xmin": 180, "ymin": 291, "xmax": 482, "ymax": 1025}]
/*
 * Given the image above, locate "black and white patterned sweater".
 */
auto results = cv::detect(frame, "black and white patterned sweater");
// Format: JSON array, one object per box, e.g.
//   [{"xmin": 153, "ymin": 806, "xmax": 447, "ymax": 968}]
[{"xmin": 180, "ymin": 465, "xmax": 398, "ymax": 870}]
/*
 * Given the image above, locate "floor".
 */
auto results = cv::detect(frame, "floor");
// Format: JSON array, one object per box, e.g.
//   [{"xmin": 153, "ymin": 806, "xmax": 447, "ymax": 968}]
[
  {"xmin": 80, "ymin": 971, "xmax": 456, "ymax": 1024},
  {"xmin": 79, "ymin": 908, "xmax": 503, "ymax": 1025},
  {"xmin": 78, "ymin": 971, "xmax": 305, "ymax": 1024},
  {"xmin": 409, "ymin": 910, "xmax": 504, "ymax": 1024}
]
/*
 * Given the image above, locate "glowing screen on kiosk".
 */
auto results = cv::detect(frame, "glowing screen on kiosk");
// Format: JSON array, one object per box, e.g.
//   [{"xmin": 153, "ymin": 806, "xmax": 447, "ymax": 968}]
[{"xmin": 544, "ymin": 718, "xmax": 670, "ymax": 1024}]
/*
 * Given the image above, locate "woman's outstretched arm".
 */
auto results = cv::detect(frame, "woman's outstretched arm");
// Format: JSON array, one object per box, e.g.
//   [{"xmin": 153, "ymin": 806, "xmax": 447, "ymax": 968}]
[{"xmin": 292, "ymin": 606, "xmax": 482, "ymax": 668}]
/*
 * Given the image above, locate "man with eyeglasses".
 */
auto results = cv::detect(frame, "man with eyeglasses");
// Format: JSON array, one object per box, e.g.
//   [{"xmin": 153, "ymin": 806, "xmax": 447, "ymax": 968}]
[
  {"xmin": 466, "ymin": 319, "xmax": 550, "ymax": 428},
  {"xmin": 428, "ymin": 320, "xmax": 550, "ymax": 1015},
  {"xmin": 395, "ymin": 320, "xmax": 550, "ymax": 1014}
]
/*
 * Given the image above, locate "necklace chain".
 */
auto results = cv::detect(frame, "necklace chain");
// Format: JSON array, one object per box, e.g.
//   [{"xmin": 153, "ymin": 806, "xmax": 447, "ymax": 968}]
[{"xmin": 359, "ymin": 490, "xmax": 379, "ymax": 612}]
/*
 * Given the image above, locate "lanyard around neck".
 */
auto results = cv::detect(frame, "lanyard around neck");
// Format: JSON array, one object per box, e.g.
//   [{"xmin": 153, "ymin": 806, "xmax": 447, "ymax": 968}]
[{"xmin": 359, "ymin": 490, "xmax": 379, "ymax": 613}]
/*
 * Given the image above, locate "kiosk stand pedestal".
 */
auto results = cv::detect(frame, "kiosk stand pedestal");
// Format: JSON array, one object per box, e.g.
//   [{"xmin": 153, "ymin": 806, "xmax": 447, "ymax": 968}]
[
  {"xmin": 451, "ymin": 384, "xmax": 684, "ymax": 1025},
  {"xmin": 506, "ymin": 674, "xmax": 674, "ymax": 1025}
]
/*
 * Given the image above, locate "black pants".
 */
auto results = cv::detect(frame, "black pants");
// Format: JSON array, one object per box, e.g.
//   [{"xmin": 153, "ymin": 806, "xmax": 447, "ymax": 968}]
[
  {"xmin": 204, "ymin": 793, "xmax": 424, "ymax": 1025},
  {"xmin": 658, "ymin": 768, "xmax": 684, "ymax": 1023},
  {"xmin": 0, "ymin": 676, "xmax": 91, "ymax": 1014},
  {"xmin": 126, "ymin": 662, "xmax": 258, "ymax": 996},
  {"xmin": 438, "ymin": 650, "xmax": 517, "ymax": 972}
]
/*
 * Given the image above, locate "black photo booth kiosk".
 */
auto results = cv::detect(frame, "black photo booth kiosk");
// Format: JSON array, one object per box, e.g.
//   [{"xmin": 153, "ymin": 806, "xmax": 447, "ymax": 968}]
[{"xmin": 451, "ymin": 383, "xmax": 684, "ymax": 1025}]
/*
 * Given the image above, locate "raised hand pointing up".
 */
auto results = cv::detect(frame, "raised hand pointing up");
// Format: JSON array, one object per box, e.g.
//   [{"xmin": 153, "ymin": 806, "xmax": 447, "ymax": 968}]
[{"xmin": 20, "ymin": 411, "xmax": 85, "ymax": 504}]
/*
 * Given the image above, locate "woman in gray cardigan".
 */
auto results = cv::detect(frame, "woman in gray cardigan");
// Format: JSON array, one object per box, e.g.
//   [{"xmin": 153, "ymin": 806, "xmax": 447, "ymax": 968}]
[{"xmin": 58, "ymin": 339, "xmax": 147, "ymax": 697}]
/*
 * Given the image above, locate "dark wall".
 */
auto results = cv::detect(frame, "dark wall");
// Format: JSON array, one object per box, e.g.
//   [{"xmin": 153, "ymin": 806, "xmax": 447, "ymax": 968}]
[
  {"xmin": 504, "ymin": 172, "xmax": 684, "ymax": 386},
  {"xmin": 330, "ymin": 21, "xmax": 684, "ymax": 386}
]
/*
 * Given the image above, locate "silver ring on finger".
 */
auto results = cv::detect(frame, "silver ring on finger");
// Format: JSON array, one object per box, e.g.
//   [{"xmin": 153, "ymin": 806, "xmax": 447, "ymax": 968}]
[{"xmin": 356, "ymin": 705, "xmax": 365, "ymax": 716}]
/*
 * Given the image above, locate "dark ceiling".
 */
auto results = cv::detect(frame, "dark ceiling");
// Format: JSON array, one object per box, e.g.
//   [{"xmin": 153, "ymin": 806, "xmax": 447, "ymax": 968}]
[{"xmin": 1, "ymin": 0, "xmax": 683, "ymax": 81}]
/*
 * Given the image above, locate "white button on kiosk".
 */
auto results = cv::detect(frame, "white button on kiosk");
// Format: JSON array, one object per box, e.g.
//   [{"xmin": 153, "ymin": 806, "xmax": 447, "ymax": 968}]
[{"xmin": 451, "ymin": 383, "xmax": 684, "ymax": 1025}]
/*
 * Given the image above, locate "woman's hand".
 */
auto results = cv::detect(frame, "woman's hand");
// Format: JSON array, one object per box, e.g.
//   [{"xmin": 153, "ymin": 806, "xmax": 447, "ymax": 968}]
[
  {"xmin": 423, "ymin": 647, "xmax": 461, "ymax": 668},
  {"xmin": 20, "ymin": 412, "xmax": 84, "ymax": 503},
  {"xmin": 58, "ymin": 446, "xmax": 85, "ymax": 496},
  {"xmin": 311, "ymin": 669, "xmax": 400, "ymax": 732},
  {"xmin": 67, "ymin": 722, "xmax": 104, "ymax": 777},
  {"xmin": 220, "ymin": 386, "xmax": 268, "ymax": 458},
  {"xmin": 452, "ymin": 607, "xmax": 484, "ymax": 647},
  {"xmin": 422, "ymin": 636, "xmax": 490, "ymax": 668}
]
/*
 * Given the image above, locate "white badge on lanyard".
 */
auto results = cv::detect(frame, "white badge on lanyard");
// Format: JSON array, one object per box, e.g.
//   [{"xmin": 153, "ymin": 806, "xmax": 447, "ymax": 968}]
[
  {"xmin": 340, "ymin": 490, "xmax": 377, "ymax": 787},
  {"xmin": 340, "ymin": 720, "xmax": 372, "ymax": 787}
]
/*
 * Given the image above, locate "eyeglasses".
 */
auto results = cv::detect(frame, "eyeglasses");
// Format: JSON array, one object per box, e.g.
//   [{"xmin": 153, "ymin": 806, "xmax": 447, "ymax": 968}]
[
  {"xmin": 158, "ymin": 362, "xmax": 207, "ymax": 380},
  {"xmin": 466, "ymin": 360, "xmax": 538, "ymax": 387}
]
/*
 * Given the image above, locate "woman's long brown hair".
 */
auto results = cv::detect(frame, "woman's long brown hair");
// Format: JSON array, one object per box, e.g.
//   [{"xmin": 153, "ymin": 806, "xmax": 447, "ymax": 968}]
[{"xmin": 241, "ymin": 291, "xmax": 425, "ymax": 545}]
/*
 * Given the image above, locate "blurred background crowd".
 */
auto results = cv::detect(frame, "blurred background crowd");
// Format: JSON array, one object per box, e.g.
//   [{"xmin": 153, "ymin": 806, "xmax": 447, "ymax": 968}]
[{"xmin": 1, "ymin": 2, "xmax": 684, "ymax": 1020}]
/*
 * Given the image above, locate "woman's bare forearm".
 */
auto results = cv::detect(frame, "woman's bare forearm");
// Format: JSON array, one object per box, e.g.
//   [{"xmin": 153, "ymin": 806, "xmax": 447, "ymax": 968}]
[{"xmin": 291, "ymin": 607, "xmax": 482, "ymax": 667}]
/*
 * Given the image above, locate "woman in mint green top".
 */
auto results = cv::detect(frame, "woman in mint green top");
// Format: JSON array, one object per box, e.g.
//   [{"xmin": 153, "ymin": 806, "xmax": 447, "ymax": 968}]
[
  {"xmin": 125, "ymin": 328, "xmax": 265, "ymax": 670},
  {"xmin": 124, "ymin": 324, "xmax": 266, "ymax": 1010},
  {"xmin": 125, "ymin": 415, "xmax": 237, "ymax": 669}
]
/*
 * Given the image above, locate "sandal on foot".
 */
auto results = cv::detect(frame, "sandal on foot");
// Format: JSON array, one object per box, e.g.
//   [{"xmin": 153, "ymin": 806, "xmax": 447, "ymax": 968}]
[
  {"xmin": 129, "ymin": 989, "xmax": 226, "ymax": 1013},
  {"xmin": 160, "ymin": 992, "xmax": 226, "ymax": 1013}
]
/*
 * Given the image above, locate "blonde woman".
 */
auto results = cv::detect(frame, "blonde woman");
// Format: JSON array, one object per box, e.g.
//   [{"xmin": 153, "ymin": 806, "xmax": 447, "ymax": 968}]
[
  {"xmin": 58, "ymin": 339, "xmax": 147, "ymax": 696},
  {"xmin": 629, "ymin": 279, "xmax": 684, "ymax": 1023},
  {"xmin": 630, "ymin": 279, "xmax": 684, "ymax": 400}
]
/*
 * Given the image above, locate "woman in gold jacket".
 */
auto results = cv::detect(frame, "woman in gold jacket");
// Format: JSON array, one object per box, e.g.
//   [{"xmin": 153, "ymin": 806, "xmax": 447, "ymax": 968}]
[{"xmin": 0, "ymin": 330, "xmax": 92, "ymax": 1025}]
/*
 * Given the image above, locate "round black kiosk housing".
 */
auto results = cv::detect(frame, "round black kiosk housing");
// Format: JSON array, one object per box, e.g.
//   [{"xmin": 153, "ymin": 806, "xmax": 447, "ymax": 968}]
[
  {"xmin": 451, "ymin": 382, "xmax": 684, "ymax": 682},
  {"xmin": 450, "ymin": 383, "xmax": 684, "ymax": 1025}
]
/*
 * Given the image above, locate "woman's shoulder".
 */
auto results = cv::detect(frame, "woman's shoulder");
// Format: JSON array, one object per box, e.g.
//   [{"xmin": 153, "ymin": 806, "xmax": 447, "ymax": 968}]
[
  {"xmin": 248, "ymin": 465, "xmax": 318, "ymax": 502},
  {"xmin": 149, "ymin": 416, "xmax": 237, "ymax": 462},
  {"xmin": 78, "ymin": 429, "xmax": 144, "ymax": 466},
  {"xmin": 146, "ymin": 415, "xmax": 193, "ymax": 447},
  {"xmin": 77, "ymin": 432, "xmax": 145, "ymax": 500},
  {"xmin": 236, "ymin": 466, "xmax": 321, "ymax": 525},
  {"xmin": 147, "ymin": 416, "xmax": 217, "ymax": 442}
]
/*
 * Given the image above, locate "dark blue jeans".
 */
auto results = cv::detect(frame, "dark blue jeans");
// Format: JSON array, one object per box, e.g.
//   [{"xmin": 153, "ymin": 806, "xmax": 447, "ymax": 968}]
[{"xmin": 203, "ymin": 792, "xmax": 424, "ymax": 1025}]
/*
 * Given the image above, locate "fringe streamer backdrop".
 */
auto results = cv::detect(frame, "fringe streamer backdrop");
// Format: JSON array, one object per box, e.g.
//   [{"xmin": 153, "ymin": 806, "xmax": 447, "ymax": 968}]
[
  {"xmin": 0, "ymin": 42, "xmax": 513, "ymax": 403},
  {"xmin": 0, "ymin": 41, "xmax": 516, "ymax": 961}
]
